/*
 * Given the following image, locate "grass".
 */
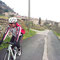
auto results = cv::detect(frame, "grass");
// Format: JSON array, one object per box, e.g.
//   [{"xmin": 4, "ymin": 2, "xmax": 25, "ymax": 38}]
[
  {"xmin": 23, "ymin": 28, "xmax": 36, "ymax": 39},
  {"xmin": 0, "ymin": 16, "xmax": 8, "ymax": 19},
  {"xmin": 53, "ymin": 31, "xmax": 60, "ymax": 37},
  {"xmin": 0, "ymin": 28, "xmax": 36, "ymax": 50},
  {"xmin": 0, "ymin": 36, "xmax": 11, "ymax": 50}
]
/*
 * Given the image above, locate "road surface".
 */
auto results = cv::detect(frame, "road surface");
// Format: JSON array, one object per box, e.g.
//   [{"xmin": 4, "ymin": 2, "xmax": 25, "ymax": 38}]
[{"xmin": 0, "ymin": 29, "xmax": 60, "ymax": 60}]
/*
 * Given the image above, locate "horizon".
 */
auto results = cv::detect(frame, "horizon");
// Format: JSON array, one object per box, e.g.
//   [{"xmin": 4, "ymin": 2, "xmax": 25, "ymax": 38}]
[{"xmin": 1, "ymin": 0, "xmax": 60, "ymax": 22}]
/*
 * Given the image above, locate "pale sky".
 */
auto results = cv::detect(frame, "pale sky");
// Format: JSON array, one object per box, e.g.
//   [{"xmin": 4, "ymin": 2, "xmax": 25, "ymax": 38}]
[{"xmin": 2, "ymin": 0, "xmax": 60, "ymax": 22}]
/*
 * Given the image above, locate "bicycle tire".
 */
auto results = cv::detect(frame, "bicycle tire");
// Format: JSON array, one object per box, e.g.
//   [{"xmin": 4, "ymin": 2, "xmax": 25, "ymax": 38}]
[
  {"xmin": 3, "ymin": 52, "xmax": 12, "ymax": 60},
  {"xmin": 20, "ymin": 46, "xmax": 22, "ymax": 55}
]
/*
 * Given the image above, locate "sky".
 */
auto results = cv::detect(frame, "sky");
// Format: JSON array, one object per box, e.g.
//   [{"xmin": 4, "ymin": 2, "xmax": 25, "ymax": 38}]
[{"xmin": 1, "ymin": 0, "xmax": 60, "ymax": 22}]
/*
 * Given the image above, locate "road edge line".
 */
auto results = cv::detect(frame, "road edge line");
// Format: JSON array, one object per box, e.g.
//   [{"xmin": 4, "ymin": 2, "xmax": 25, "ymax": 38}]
[{"xmin": 42, "ymin": 35, "xmax": 48, "ymax": 60}]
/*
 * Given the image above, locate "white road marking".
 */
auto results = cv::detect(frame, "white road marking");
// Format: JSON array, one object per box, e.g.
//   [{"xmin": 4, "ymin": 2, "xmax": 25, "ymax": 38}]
[
  {"xmin": 31, "ymin": 29, "xmax": 49, "ymax": 60},
  {"xmin": 42, "ymin": 35, "xmax": 48, "ymax": 60}
]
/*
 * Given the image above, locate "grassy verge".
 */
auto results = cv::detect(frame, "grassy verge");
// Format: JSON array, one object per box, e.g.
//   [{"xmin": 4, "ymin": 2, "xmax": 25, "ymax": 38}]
[
  {"xmin": 0, "ymin": 29, "xmax": 36, "ymax": 50},
  {"xmin": 53, "ymin": 31, "xmax": 60, "ymax": 37},
  {"xmin": 23, "ymin": 28, "xmax": 36, "ymax": 39}
]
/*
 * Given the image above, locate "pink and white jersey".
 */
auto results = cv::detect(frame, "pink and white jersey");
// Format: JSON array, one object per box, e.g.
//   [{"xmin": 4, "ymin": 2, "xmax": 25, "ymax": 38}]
[{"xmin": 2, "ymin": 23, "xmax": 22, "ymax": 42}]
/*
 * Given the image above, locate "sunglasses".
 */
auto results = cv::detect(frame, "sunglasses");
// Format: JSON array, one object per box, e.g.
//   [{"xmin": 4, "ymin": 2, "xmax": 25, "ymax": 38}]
[
  {"xmin": 9, "ymin": 23, "xmax": 14, "ymax": 26},
  {"xmin": 9, "ymin": 23, "xmax": 15, "ymax": 24}
]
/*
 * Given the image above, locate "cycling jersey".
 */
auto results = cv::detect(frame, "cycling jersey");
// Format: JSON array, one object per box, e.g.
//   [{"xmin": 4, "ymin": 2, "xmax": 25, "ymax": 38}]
[{"xmin": 2, "ymin": 23, "xmax": 23, "ymax": 42}]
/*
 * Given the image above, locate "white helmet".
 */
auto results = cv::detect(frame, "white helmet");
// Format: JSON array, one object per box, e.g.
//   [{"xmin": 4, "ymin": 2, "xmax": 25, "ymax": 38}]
[{"xmin": 8, "ymin": 17, "xmax": 17, "ymax": 23}]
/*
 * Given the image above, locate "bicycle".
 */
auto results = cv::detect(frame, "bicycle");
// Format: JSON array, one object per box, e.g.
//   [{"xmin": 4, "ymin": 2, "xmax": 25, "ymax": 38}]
[{"xmin": 2, "ymin": 42, "xmax": 22, "ymax": 60}]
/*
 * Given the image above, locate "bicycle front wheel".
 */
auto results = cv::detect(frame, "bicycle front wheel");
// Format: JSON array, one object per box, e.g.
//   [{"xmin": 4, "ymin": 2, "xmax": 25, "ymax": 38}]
[{"xmin": 3, "ymin": 52, "xmax": 12, "ymax": 60}]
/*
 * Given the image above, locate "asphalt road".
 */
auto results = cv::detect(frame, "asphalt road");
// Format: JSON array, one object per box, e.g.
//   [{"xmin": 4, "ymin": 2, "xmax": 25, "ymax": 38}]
[
  {"xmin": 47, "ymin": 30, "xmax": 60, "ymax": 60},
  {"xmin": 20, "ymin": 34, "xmax": 45, "ymax": 60},
  {"xmin": 0, "ymin": 30, "xmax": 60, "ymax": 60}
]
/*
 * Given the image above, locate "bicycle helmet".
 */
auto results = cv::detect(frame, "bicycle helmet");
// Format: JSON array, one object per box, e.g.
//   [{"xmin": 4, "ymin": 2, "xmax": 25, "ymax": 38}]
[{"xmin": 8, "ymin": 17, "xmax": 17, "ymax": 23}]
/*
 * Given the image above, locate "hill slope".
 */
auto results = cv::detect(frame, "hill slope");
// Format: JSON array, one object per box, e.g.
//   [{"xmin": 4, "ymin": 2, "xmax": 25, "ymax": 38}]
[{"xmin": 0, "ymin": 1, "xmax": 14, "ymax": 14}]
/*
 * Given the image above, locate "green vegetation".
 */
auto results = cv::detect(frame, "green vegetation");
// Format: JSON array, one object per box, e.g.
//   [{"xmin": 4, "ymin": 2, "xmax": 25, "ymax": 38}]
[
  {"xmin": 23, "ymin": 28, "xmax": 36, "ymax": 39},
  {"xmin": 0, "ymin": 36, "xmax": 11, "ymax": 50},
  {"xmin": 0, "ymin": 16, "xmax": 8, "ymax": 19},
  {"xmin": 31, "ymin": 24, "xmax": 47, "ymax": 31},
  {"xmin": 53, "ymin": 31, "xmax": 60, "ymax": 37}
]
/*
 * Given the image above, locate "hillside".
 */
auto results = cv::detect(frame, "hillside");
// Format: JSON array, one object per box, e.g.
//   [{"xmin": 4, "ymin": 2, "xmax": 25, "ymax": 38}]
[{"xmin": 0, "ymin": 1, "xmax": 14, "ymax": 14}]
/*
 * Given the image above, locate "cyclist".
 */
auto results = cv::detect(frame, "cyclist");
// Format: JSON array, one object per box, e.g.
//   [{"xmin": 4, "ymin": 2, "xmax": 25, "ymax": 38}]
[{"xmin": 0, "ymin": 17, "xmax": 25, "ymax": 56}]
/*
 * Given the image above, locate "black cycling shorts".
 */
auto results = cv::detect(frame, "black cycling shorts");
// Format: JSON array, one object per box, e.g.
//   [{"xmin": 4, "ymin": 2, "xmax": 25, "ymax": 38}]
[{"xmin": 10, "ymin": 34, "xmax": 23, "ymax": 48}]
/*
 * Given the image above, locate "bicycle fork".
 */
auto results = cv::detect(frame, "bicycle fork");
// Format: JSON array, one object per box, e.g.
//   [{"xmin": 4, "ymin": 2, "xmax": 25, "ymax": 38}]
[{"xmin": 7, "ymin": 44, "xmax": 17, "ymax": 60}]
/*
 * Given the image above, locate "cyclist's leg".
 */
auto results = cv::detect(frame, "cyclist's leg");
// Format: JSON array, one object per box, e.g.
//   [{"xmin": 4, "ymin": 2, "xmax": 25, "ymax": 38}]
[
  {"xmin": 10, "ymin": 35, "xmax": 23, "ymax": 56},
  {"xmin": 10, "ymin": 36, "xmax": 15, "ymax": 42},
  {"xmin": 16, "ymin": 34, "xmax": 23, "ymax": 56},
  {"xmin": 10, "ymin": 34, "xmax": 23, "ymax": 49},
  {"xmin": 10, "ymin": 36, "xmax": 15, "ymax": 49},
  {"xmin": 17, "ymin": 34, "xmax": 23, "ymax": 50},
  {"xmin": 10, "ymin": 36, "xmax": 16, "ymax": 59}
]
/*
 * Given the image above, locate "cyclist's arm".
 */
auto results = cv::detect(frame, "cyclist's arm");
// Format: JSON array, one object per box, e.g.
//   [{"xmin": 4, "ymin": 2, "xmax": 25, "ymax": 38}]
[
  {"xmin": 16, "ymin": 27, "xmax": 22, "ymax": 42},
  {"xmin": 1, "ymin": 27, "xmax": 10, "ymax": 41}
]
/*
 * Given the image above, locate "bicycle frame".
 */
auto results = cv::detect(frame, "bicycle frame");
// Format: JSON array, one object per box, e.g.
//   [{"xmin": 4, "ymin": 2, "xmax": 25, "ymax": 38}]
[{"xmin": 7, "ymin": 44, "xmax": 17, "ymax": 60}]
